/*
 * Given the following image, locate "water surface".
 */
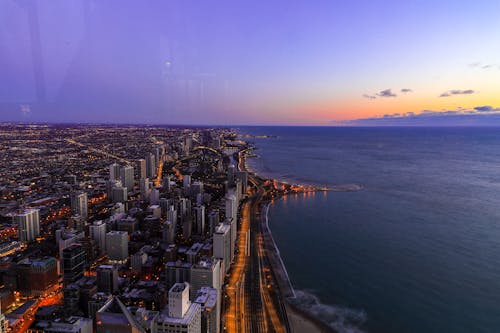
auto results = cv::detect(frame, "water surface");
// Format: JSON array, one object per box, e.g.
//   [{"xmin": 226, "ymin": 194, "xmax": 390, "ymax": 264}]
[{"xmin": 241, "ymin": 127, "xmax": 500, "ymax": 333}]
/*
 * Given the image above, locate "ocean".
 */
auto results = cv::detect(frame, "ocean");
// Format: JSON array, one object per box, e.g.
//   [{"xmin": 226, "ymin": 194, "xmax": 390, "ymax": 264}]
[{"xmin": 238, "ymin": 126, "xmax": 500, "ymax": 333}]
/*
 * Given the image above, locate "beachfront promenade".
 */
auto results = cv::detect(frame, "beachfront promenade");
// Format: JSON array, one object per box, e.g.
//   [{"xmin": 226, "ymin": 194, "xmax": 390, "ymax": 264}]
[
  {"xmin": 223, "ymin": 146, "xmax": 334, "ymax": 333},
  {"xmin": 223, "ymin": 149, "xmax": 289, "ymax": 333}
]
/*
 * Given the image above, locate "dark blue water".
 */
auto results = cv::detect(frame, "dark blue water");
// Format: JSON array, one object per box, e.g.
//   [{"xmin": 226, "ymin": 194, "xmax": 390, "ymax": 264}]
[{"xmin": 239, "ymin": 127, "xmax": 500, "ymax": 333}]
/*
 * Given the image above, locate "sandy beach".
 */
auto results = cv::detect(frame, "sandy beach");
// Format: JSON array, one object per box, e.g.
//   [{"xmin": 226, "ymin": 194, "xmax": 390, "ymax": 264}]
[{"xmin": 286, "ymin": 302, "xmax": 336, "ymax": 333}]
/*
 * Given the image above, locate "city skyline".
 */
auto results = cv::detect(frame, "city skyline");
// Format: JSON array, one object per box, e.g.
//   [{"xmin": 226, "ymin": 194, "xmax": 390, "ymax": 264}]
[{"xmin": 1, "ymin": 0, "xmax": 500, "ymax": 126}]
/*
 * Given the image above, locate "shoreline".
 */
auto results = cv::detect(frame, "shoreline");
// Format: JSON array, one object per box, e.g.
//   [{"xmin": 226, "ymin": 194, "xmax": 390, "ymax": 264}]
[
  {"xmin": 244, "ymin": 148, "xmax": 362, "ymax": 193},
  {"xmin": 261, "ymin": 199, "xmax": 336, "ymax": 333},
  {"xmin": 239, "ymin": 144, "xmax": 336, "ymax": 333}
]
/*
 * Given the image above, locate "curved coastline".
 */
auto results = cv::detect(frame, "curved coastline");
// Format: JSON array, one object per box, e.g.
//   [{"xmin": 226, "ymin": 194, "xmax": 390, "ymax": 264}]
[
  {"xmin": 247, "ymin": 159, "xmax": 337, "ymax": 332},
  {"xmin": 262, "ymin": 200, "xmax": 296, "ymax": 298},
  {"xmin": 240, "ymin": 139, "xmax": 362, "ymax": 332},
  {"xmin": 245, "ymin": 150, "xmax": 362, "ymax": 192},
  {"xmin": 262, "ymin": 192, "xmax": 338, "ymax": 333}
]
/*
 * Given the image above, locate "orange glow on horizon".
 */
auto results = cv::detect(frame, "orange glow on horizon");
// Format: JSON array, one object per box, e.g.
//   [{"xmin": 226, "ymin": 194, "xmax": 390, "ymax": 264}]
[{"xmin": 290, "ymin": 90, "xmax": 500, "ymax": 123}]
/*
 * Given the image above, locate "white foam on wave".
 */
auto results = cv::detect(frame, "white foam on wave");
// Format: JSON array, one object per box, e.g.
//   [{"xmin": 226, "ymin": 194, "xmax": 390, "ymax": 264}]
[{"xmin": 290, "ymin": 289, "xmax": 368, "ymax": 333}]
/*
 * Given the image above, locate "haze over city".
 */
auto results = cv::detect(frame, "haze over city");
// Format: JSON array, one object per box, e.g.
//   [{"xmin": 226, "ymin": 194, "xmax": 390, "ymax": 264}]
[
  {"xmin": 3, "ymin": 2, "xmax": 500, "ymax": 333},
  {"xmin": 1, "ymin": 0, "xmax": 500, "ymax": 125}
]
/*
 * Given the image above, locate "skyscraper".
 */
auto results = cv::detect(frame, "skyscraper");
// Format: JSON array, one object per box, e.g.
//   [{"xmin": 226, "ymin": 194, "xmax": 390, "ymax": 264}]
[
  {"xmin": 194, "ymin": 287, "xmax": 219, "ymax": 333},
  {"xmin": 225, "ymin": 192, "xmax": 238, "ymax": 222},
  {"xmin": 140, "ymin": 178, "xmax": 150, "ymax": 199},
  {"xmin": 189, "ymin": 258, "xmax": 221, "ymax": 301},
  {"xmin": 146, "ymin": 153, "xmax": 156, "ymax": 179},
  {"xmin": 62, "ymin": 244, "xmax": 86, "ymax": 286},
  {"xmin": 120, "ymin": 165, "xmax": 134, "ymax": 192},
  {"xmin": 14, "ymin": 209, "xmax": 40, "ymax": 243},
  {"xmin": 0, "ymin": 303, "xmax": 6, "ymax": 333},
  {"xmin": 162, "ymin": 221, "xmax": 175, "ymax": 245},
  {"xmin": 105, "ymin": 231, "xmax": 128, "ymax": 263},
  {"xmin": 193, "ymin": 205, "xmax": 205, "ymax": 235},
  {"xmin": 89, "ymin": 220, "xmax": 107, "ymax": 256},
  {"xmin": 109, "ymin": 163, "xmax": 121, "ymax": 181},
  {"xmin": 70, "ymin": 191, "xmax": 88, "ymax": 218},
  {"xmin": 111, "ymin": 186, "xmax": 128, "ymax": 203},
  {"xmin": 96, "ymin": 297, "xmax": 143, "ymax": 333},
  {"xmin": 96, "ymin": 265, "xmax": 119, "ymax": 294},
  {"xmin": 157, "ymin": 282, "xmax": 201, "ymax": 333},
  {"xmin": 168, "ymin": 282, "xmax": 190, "ymax": 318},
  {"xmin": 213, "ymin": 223, "xmax": 231, "ymax": 273},
  {"xmin": 17, "ymin": 257, "xmax": 58, "ymax": 297},
  {"xmin": 183, "ymin": 174, "xmax": 192, "ymax": 192},
  {"xmin": 136, "ymin": 158, "xmax": 147, "ymax": 180}
]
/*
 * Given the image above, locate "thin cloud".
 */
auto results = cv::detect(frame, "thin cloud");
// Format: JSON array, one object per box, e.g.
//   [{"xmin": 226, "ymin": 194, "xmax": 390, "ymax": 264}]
[
  {"xmin": 468, "ymin": 62, "xmax": 497, "ymax": 70},
  {"xmin": 377, "ymin": 89, "xmax": 397, "ymax": 98},
  {"xmin": 340, "ymin": 105, "xmax": 500, "ymax": 126},
  {"xmin": 440, "ymin": 89, "xmax": 474, "ymax": 97},
  {"xmin": 474, "ymin": 105, "xmax": 500, "ymax": 112},
  {"xmin": 363, "ymin": 88, "xmax": 411, "ymax": 100}
]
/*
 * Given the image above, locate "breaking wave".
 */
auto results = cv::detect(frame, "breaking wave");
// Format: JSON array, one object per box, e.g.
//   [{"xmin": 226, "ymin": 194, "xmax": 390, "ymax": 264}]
[{"xmin": 289, "ymin": 289, "xmax": 368, "ymax": 333}]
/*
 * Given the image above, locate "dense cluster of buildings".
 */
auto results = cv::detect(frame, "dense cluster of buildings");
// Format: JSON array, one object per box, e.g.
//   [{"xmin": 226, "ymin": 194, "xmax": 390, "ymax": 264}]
[{"xmin": 0, "ymin": 124, "xmax": 247, "ymax": 333}]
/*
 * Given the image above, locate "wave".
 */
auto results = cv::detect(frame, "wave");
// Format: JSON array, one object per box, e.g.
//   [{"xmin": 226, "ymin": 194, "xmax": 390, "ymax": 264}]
[{"xmin": 289, "ymin": 289, "xmax": 368, "ymax": 333}]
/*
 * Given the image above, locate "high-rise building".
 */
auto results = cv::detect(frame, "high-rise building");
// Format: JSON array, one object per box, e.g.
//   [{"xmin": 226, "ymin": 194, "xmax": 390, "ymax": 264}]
[
  {"xmin": 207, "ymin": 210, "xmax": 220, "ymax": 236},
  {"xmin": 178, "ymin": 198, "xmax": 190, "ymax": 217},
  {"xmin": 190, "ymin": 181, "xmax": 204, "ymax": 197},
  {"xmin": 162, "ymin": 221, "xmax": 175, "ymax": 245},
  {"xmin": 136, "ymin": 159, "xmax": 147, "ymax": 180},
  {"xmin": 183, "ymin": 175, "xmax": 192, "ymax": 192},
  {"xmin": 131, "ymin": 251, "xmax": 147, "ymax": 274},
  {"xmin": 31, "ymin": 316, "xmax": 93, "ymax": 333},
  {"xmin": 157, "ymin": 283, "xmax": 201, "ymax": 333},
  {"xmin": 89, "ymin": 220, "xmax": 107, "ymax": 256},
  {"xmin": 227, "ymin": 164, "xmax": 236, "ymax": 187},
  {"xmin": 189, "ymin": 259, "xmax": 221, "ymax": 301},
  {"xmin": 69, "ymin": 215, "xmax": 87, "ymax": 232},
  {"xmin": 14, "ymin": 209, "xmax": 40, "ymax": 243},
  {"xmin": 120, "ymin": 165, "xmax": 135, "ymax": 192},
  {"xmin": 62, "ymin": 244, "xmax": 86, "ymax": 286},
  {"xmin": 106, "ymin": 231, "xmax": 128, "ymax": 263},
  {"xmin": 96, "ymin": 297, "xmax": 143, "ymax": 333},
  {"xmin": 225, "ymin": 218, "xmax": 236, "ymax": 261},
  {"xmin": 140, "ymin": 178, "xmax": 150, "ymax": 199},
  {"xmin": 194, "ymin": 205, "xmax": 205, "ymax": 235},
  {"xmin": 70, "ymin": 191, "xmax": 88, "ymax": 219},
  {"xmin": 63, "ymin": 284, "xmax": 81, "ymax": 315},
  {"xmin": 146, "ymin": 153, "xmax": 156, "ymax": 179},
  {"xmin": 165, "ymin": 261, "xmax": 192, "ymax": 290},
  {"xmin": 225, "ymin": 192, "xmax": 238, "ymax": 222},
  {"xmin": 109, "ymin": 163, "xmax": 121, "ymax": 181},
  {"xmin": 16, "ymin": 257, "xmax": 58, "ymax": 297},
  {"xmin": 111, "ymin": 186, "xmax": 128, "ymax": 203},
  {"xmin": 168, "ymin": 282, "xmax": 190, "ymax": 318},
  {"xmin": 57, "ymin": 228, "xmax": 85, "ymax": 258},
  {"xmin": 213, "ymin": 223, "xmax": 231, "ymax": 273},
  {"xmin": 149, "ymin": 188, "xmax": 160, "ymax": 205},
  {"xmin": 96, "ymin": 265, "xmax": 119, "ymax": 293},
  {"xmin": 194, "ymin": 287, "xmax": 219, "ymax": 333},
  {"xmin": 88, "ymin": 292, "xmax": 112, "ymax": 319},
  {"xmin": 236, "ymin": 171, "xmax": 248, "ymax": 196},
  {"xmin": 0, "ymin": 303, "xmax": 6, "ymax": 333}
]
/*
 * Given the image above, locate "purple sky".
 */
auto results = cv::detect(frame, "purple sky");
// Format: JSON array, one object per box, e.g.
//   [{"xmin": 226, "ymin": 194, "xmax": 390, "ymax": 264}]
[{"xmin": 1, "ymin": 0, "xmax": 499, "ymax": 125}]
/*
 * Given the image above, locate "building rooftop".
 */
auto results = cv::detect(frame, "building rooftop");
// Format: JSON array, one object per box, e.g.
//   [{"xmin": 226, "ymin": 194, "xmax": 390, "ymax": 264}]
[
  {"xmin": 170, "ymin": 282, "xmax": 188, "ymax": 293},
  {"xmin": 194, "ymin": 287, "xmax": 217, "ymax": 309},
  {"xmin": 215, "ymin": 223, "xmax": 230, "ymax": 234},
  {"xmin": 158, "ymin": 302, "xmax": 201, "ymax": 325}
]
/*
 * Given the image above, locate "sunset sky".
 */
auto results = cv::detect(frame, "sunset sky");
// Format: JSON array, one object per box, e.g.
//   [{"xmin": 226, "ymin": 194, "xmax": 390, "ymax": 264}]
[{"xmin": 1, "ymin": 0, "xmax": 499, "ymax": 125}]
